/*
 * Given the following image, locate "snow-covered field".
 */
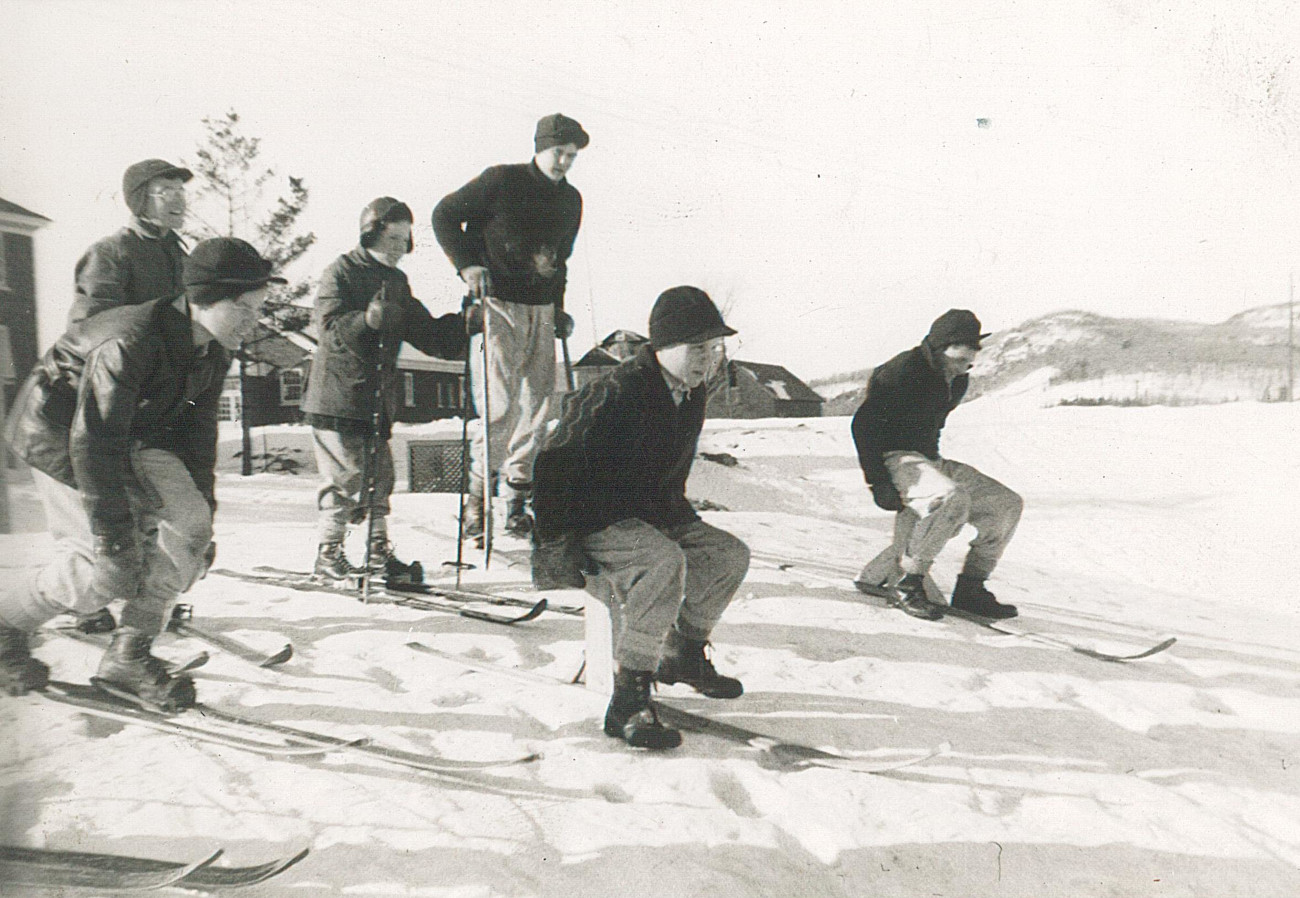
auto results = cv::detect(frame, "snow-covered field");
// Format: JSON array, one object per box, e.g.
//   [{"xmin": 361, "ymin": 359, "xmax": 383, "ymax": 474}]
[{"xmin": 1, "ymin": 398, "xmax": 1298, "ymax": 897}]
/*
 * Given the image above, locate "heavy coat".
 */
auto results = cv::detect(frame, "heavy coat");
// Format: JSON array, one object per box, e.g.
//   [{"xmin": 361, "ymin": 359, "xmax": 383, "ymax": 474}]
[
  {"xmin": 300, "ymin": 247, "xmax": 467, "ymax": 435},
  {"xmin": 431, "ymin": 162, "xmax": 582, "ymax": 308},
  {"xmin": 532, "ymin": 345, "xmax": 703, "ymax": 540},
  {"xmin": 5, "ymin": 296, "xmax": 228, "ymax": 538},
  {"xmin": 69, "ymin": 219, "xmax": 187, "ymax": 325},
  {"xmin": 851, "ymin": 340, "xmax": 970, "ymax": 486}
]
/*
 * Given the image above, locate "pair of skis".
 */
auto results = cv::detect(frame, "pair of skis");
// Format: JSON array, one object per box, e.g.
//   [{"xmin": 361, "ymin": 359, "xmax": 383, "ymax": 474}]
[
  {"xmin": 407, "ymin": 641, "xmax": 946, "ymax": 775},
  {"xmin": 0, "ymin": 844, "xmax": 309, "ymax": 892},
  {"xmin": 212, "ymin": 567, "xmax": 550, "ymax": 625},
  {"xmin": 752, "ymin": 552, "xmax": 1177, "ymax": 663}
]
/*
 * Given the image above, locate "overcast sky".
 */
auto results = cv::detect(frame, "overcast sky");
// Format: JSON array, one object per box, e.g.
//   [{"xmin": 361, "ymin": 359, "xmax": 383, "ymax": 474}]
[{"xmin": 4, "ymin": 0, "xmax": 1298, "ymax": 379}]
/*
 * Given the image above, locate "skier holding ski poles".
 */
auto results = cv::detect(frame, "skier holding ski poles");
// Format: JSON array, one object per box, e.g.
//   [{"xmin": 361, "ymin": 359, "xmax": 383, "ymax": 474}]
[
  {"xmin": 531, "ymin": 286, "xmax": 750, "ymax": 750},
  {"xmin": 0, "ymin": 238, "xmax": 282, "ymax": 706},
  {"xmin": 301, "ymin": 198, "xmax": 468, "ymax": 584},
  {"xmin": 432, "ymin": 113, "xmax": 588, "ymax": 543},
  {"xmin": 850, "ymin": 309, "xmax": 1022, "ymax": 621}
]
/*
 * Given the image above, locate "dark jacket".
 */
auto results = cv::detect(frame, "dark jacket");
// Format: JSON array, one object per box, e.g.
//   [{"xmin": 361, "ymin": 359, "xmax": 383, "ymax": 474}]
[
  {"xmin": 300, "ymin": 247, "xmax": 467, "ymax": 435},
  {"xmin": 431, "ymin": 162, "xmax": 582, "ymax": 308},
  {"xmin": 5, "ymin": 296, "xmax": 228, "ymax": 538},
  {"xmin": 69, "ymin": 219, "xmax": 187, "ymax": 325},
  {"xmin": 533, "ymin": 345, "xmax": 703, "ymax": 539},
  {"xmin": 851, "ymin": 341, "xmax": 969, "ymax": 486}
]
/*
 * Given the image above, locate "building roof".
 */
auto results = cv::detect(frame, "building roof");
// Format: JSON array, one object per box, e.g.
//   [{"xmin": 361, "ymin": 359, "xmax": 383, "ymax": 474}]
[
  {"xmin": 0, "ymin": 196, "xmax": 51, "ymax": 233},
  {"xmin": 574, "ymin": 346, "xmax": 623, "ymax": 368},
  {"xmin": 730, "ymin": 360, "xmax": 824, "ymax": 404}
]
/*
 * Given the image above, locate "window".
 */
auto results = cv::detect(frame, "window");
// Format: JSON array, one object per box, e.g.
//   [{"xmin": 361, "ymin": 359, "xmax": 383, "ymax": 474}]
[
  {"xmin": 404, "ymin": 372, "xmax": 416, "ymax": 407},
  {"xmin": 219, "ymin": 393, "xmax": 241, "ymax": 422},
  {"xmin": 280, "ymin": 369, "xmax": 304, "ymax": 405}
]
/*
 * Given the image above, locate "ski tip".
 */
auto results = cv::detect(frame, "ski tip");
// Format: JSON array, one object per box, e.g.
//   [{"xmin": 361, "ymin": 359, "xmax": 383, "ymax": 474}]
[
  {"xmin": 259, "ymin": 644, "xmax": 294, "ymax": 668},
  {"xmin": 181, "ymin": 848, "xmax": 227, "ymax": 877}
]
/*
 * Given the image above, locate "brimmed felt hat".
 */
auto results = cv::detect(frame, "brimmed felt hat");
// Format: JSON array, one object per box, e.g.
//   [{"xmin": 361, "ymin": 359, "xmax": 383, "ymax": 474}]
[
  {"xmin": 648, "ymin": 286, "xmax": 736, "ymax": 350},
  {"xmin": 534, "ymin": 113, "xmax": 590, "ymax": 153},
  {"xmin": 184, "ymin": 238, "xmax": 286, "ymax": 294},
  {"xmin": 122, "ymin": 158, "xmax": 193, "ymax": 216},
  {"xmin": 926, "ymin": 309, "xmax": 991, "ymax": 350}
]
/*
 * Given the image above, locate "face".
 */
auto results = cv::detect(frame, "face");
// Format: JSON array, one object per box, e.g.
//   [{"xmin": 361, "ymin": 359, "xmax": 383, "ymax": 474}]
[
  {"xmin": 144, "ymin": 177, "xmax": 187, "ymax": 230},
  {"xmin": 656, "ymin": 337, "xmax": 726, "ymax": 389},
  {"xmin": 202, "ymin": 287, "xmax": 268, "ymax": 350},
  {"xmin": 370, "ymin": 221, "xmax": 412, "ymax": 261},
  {"xmin": 940, "ymin": 343, "xmax": 979, "ymax": 378},
  {"xmin": 534, "ymin": 143, "xmax": 580, "ymax": 181}
]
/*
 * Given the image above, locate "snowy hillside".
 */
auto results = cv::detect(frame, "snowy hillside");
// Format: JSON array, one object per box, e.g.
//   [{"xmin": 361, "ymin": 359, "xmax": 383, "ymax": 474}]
[
  {"xmin": 1, "ymin": 402, "xmax": 1299, "ymax": 897},
  {"xmin": 816, "ymin": 305, "xmax": 1298, "ymax": 413}
]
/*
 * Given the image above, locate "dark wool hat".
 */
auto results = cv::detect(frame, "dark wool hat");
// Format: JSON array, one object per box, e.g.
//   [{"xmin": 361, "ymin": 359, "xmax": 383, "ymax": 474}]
[
  {"xmin": 122, "ymin": 159, "xmax": 193, "ymax": 216},
  {"xmin": 534, "ymin": 113, "xmax": 590, "ymax": 153},
  {"xmin": 926, "ymin": 308, "xmax": 991, "ymax": 349},
  {"xmin": 648, "ymin": 286, "xmax": 736, "ymax": 350},
  {"xmin": 183, "ymin": 238, "xmax": 286, "ymax": 306},
  {"xmin": 359, "ymin": 196, "xmax": 414, "ymax": 251}
]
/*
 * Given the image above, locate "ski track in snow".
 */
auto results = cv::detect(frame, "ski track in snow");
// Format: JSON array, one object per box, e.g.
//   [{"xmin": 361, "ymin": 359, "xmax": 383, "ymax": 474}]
[{"xmin": 1, "ymin": 403, "xmax": 1298, "ymax": 896}]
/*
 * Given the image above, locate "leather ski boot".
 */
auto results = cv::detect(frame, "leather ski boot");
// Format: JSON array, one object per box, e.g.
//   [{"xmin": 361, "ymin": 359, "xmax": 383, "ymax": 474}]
[
  {"xmin": 368, "ymin": 538, "xmax": 423, "ymax": 586},
  {"xmin": 503, "ymin": 482, "xmax": 533, "ymax": 537},
  {"xmin": 0, "ymin": 622, "xmax": 50, "ymax": 696},
  {"xmin": 951, "ymin": 574, "xmax": 1018, "ymax": 619},
  {"xmin": 603, "ymin": 667, "xmax": 682, "ymax": 750},
  {"xmin": 891, "ymin": 573, "xmax": 944, "ymax": 621},
  {"xmin": 74, "ymin": 607, "xmax": 117, "ymax": 634},
  {"xmin": 96, "ymin": 628, "xmax": 196, "ymax": 712},
  {"xmin": 314, "ymin": 541, "xmax": 358, "ymax": 582},
  {"xmin": 655, "ymin": 627, "xmax": 743, "ymax": 698},
  {"xmin": 461, "ymin": 479, "xmax": 486, "ymax": 544}
]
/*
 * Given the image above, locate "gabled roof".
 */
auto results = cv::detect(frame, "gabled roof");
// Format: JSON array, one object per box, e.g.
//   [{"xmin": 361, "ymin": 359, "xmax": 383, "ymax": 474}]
[
  {"xmin": 575, "ymin": 346, "xmax": 623, "ymax": 368},
  {"xmin": 0, "ymin": 197, "xmax": 50, "ymax": 221},
  {"xmin": 730, "ymin": 360, "xmax": 823, "ymax": 403},
  {"xmin": 0, "ymin": 196, "xmax": 51, "ymax": 234}
]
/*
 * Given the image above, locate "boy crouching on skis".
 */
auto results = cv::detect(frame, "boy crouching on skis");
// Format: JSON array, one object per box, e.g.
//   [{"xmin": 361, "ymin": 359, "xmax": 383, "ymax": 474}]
[
  {"xmin": 0, "ymin": 238, "xmax": 283, "ymax": 707},
  {"xmin": 531, "ymin": 286, "xmax": 750, "ymax": 749},
  {"xmin": 301, "ymin": 197, "xmax": 469, "ymax": 584}
]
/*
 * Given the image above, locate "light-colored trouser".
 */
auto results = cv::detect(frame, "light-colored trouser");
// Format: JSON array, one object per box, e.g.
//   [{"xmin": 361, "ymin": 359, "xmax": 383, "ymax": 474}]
[
  {"xmin": 883, "ymin": 452, "xmax": 1023, "ymax": 580},
  {"xmin": 469, "ymin": 296, "xmax": 556, "ymax": 497},
  {"xmin": 580, "ymin": 518, "xmax": 750, "ymax": 672},
  {"xmin": 312, "ymin": 428, "xmax": 394, "ymax": 544},
  {"xmin": 2, "ymin": 449, "xmax": 213, "ymax": 636}
]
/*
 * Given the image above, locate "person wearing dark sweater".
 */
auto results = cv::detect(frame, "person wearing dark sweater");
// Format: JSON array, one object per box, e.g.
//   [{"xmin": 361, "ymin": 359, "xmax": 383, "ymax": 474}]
[
  {"xmin": 69, "ymin": 159, "xmax": 192, "ymax": 326},
  {"xmin": 432, "ymin": 113, "xmax": 587, "ymax": 540},
  {"xmin": 1, "ymin": 238, "xmax": 282, "ymax": 707},
  {"xmin": 301, "ymin": 198, "xmax": 468, "ymax": 583},
  {"xmin": 532, "ymin": 287, "xmax": 750, "ymax": 750},
  {"xmin": 850, "ymin": 309, "xmax": 1022, "ymax": 621}
]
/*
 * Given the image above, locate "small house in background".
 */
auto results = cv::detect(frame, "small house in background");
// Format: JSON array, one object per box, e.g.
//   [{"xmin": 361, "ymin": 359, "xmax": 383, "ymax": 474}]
[
  {"xmin": 0, "ymin": 197, "xmax": 51, "ymax": 411},
  {"xmin": 220, "ymin": 323, "xmax": 468, "ymax": 425},
  {"xmin": 708, "ymin": 360, "xmax": 824, "ymax": 418},
  {"xmin": 571, "ymin": 330, "xmax": 823, "ymax": 418}
]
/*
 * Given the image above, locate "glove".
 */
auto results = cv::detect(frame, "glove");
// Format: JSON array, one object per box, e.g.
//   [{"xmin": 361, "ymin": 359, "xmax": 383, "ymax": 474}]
[
  {"xmin": 460, "ymin": 265, "xmax": 493, "ymax": 300},
  {"xmin": 365, "ymin": 288, "xmax": 403, "ymax": 333},
  {"xmin": 463, "ymin": 302, "xmax": 484, "ymax": 336},
  {"xmin": 90, "ymin": 533, "xmax": 143, "ymax": 601},
  {"xmin": 531, "ymin": 532, "xmax": 589, "ymax": 590},
  {"xmin": 870, "ymin": 481, "xmax": 904, "ymax": 512},
  {"xmin": 554, "ymin": 309, "xmax": 574, "ymax": 340}
]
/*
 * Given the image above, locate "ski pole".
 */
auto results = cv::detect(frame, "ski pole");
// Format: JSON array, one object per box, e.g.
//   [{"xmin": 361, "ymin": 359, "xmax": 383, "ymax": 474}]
[
  {"xmin": 454, "ymin": 294, "xmax": 474, "ymax": 589},
  {"xmin": 480, "ymin": 298, "xmax": 494, "ymax": 569},
  {"xmin": 360, "ymin": 284, "xmax": 389, "ymax": 604},
  {"xmin": 560, "ymin": 334, "xmax": 575, "ymax": 391}
]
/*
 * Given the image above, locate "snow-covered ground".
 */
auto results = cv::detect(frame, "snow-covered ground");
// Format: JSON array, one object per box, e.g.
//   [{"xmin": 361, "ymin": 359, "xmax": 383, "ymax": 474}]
[{"xmin": 1, "ymin": 399, "xmax": 1298, "ymax": 897}]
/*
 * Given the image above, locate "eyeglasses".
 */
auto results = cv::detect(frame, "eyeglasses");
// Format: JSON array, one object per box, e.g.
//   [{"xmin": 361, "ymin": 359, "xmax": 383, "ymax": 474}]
[{"xmin": 149, "ymin": 186, "xmax": 186, "ymax": 199}]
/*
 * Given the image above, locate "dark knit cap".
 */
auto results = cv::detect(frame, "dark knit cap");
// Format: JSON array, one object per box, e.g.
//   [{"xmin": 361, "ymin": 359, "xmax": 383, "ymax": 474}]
[
  {"xmin": 648, "ymin": 286, "xmax": 736, "ymax": 350},
  {"xmin": 183, "ymin": 237, "xmax": 286, "ymax": 306},
  {"xmin": 534, "ymin": 113, "xmax": 590, "ymax": 153},
  {"xmin": 926, "ymin": 309, "xmax": 991, "ymax": 350},
  {"xmin": 122, "ymin": 159, "xmax": 193, "ymax": 216},
  {"xmin": 359, "ymin": 197, "xmax": 414, "ymax": 251}
]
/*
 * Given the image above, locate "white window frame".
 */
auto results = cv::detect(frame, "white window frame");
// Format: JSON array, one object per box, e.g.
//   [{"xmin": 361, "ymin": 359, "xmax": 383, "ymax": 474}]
[{"xmin": 279, "ymin": 368, "xmax": 304, "ymax": 406}]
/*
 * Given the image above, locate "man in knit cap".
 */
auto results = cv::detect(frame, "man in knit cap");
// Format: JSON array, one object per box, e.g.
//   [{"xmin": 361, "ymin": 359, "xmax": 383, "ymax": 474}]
[
  {"xmin": 432, "ymin": 113, "xmax": 588, "ymax": 541},
  {"xmin": 850, "ymin": 309, "xmax": 1022, "ymax": 621},
  {"xmin": 301, "ymin": 197, "xmax": 469, "ymax": 583},
  {"xmin": 531, "ymin": 286, "xmax": 750, "ymax": 750},
  {"xmin": 0, "ymin": 238, "xmax": 283, "ymax": 706},
  {"xmin": 69, "ymin": 158, "xmax": 193, "ymax": 325}
]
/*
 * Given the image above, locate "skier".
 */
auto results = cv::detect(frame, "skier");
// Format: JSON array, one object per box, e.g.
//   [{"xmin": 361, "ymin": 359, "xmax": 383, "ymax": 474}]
[
  {"xmin": 531, "ymin": 286, "xmax": 750, "ymax": 750},
  {"xmin": 301, "ymin": 197, "xmax": 469, "ymax": 583},
  {"xmin": 69, "ymin": 158, "xmax": 192, "ymax": 325},
  {"xmin": 431, "ymin": 113, "xmax": 588, "ymax": 541},
  {"xmin": 850, "ymin": 309, "xmax": 1022, "ymax": 621},
  {"xmin": 0, "ymin": 238, "xmax": 283, "ymax": 705}
]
